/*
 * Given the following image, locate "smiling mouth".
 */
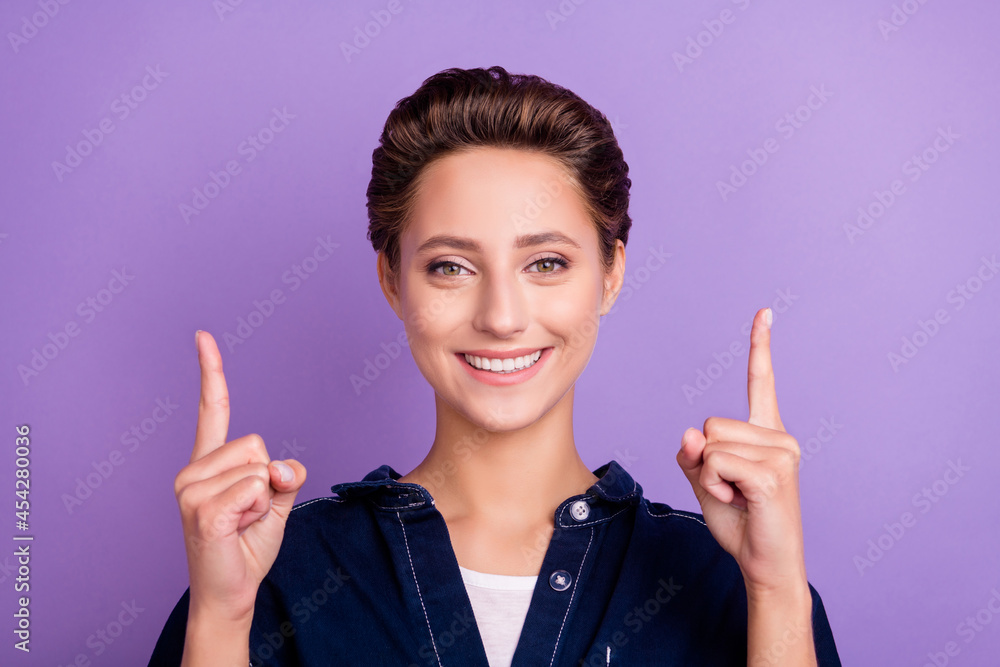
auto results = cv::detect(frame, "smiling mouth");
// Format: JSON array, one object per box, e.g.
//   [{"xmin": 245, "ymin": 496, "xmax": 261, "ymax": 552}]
[{"xmin": 462, "ymin": 350, "xmax": 543, "ymax": 374}]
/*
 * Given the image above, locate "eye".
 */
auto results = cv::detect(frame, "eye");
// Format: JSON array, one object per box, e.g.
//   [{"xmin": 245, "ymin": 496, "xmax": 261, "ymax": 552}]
[
  {"xmin": 428, "ymin": 260, "xmax": 471, "ymax": 276},
  {"xmin": 528, "ymin": 256, "xmax": 570, "ymax": 273}
]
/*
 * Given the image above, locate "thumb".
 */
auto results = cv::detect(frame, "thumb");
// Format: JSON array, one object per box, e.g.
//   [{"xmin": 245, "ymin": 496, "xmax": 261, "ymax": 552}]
[
  {"xmin": 267, "ymin": 459, "xmax": 308, "ymax": 518},
  {"xmin": 676, "ymin": 427, "xmax": 709, "ymax": 505}
]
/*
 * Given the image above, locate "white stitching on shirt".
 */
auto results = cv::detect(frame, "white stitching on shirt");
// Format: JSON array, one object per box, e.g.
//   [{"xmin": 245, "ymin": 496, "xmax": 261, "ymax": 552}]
[
  {"xmin": 397, "ymin": 510, "xmax": 442, "ymax": 667},
  {"xmin": 291, "ymin": 497, "xmax": 343, "ymax": 513},
  {"xmin": 374, "ymin": 500, "xmax": 427, "ymax": 510},
  {"xmin": 643, "ymin": 500, "xmax": 707, "ymax": 527},
  {"xmin": 548, "ymin": 526, "xmax": 594, "ymax": 667}
]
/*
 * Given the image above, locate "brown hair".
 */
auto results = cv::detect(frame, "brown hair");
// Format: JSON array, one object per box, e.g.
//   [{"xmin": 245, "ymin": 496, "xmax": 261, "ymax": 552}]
[{"xmin": 366, "ymin": 66, "xmax": 632, "ymax": 281}]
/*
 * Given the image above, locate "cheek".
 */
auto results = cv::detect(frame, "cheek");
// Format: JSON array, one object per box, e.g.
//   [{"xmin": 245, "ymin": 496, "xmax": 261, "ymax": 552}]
[
  {"xmin": 402, "ymin": 287, "xmax": 465, "ymax": 353},
  {"xmin": 540, "ymin": 280, "xmax": 602, "ymax": 352}
]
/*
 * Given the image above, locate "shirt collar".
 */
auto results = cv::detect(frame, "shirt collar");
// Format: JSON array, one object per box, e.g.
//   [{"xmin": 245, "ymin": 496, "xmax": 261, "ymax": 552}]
[{"xmin": 329, "ymin": 460, "xmax": 643, "ymax": 512}]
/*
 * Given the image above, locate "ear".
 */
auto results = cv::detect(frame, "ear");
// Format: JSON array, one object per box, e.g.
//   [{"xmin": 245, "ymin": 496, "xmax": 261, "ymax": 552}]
[
  {"xmin": 599, "ymin": 239, "xmax": 626, "ymax": 316},
  {"xmin": 376, "ymin": 252, "xmax": 404, "ymax": 320}
]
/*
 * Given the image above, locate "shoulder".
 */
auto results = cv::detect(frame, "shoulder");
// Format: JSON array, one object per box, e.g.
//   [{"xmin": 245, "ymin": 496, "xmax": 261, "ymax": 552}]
[
  {"xmin": 630, "ymin": 495, "xmax": 841, "ymax": 664},
  {"xmin": 283, "ymin": 495, "xmax": 352, "ymax": 534},
  {"xmin": 289, "ymin": 494, "xmax": 348, "ymax": 517},
  {"xmin": 640, "ymin": 497, "xmax": 709, "ymax": 528},
  {"xmin": 269, "ymin": 494, "xmax": 372, "ymax": 566},
  {"xmin": 636, "ymin": 496, "xmax": 719, "ymax": 550},
  {"xmin": 626, "ymin": 496, "xmax": 747, "ymax": 587}
]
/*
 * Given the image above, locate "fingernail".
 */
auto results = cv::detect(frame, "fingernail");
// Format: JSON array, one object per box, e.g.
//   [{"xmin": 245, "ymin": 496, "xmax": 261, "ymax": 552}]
[
  {"xmin": 274, "ymin": 461, "xmax": 294, "ymax": 482},
  {"xmin": 195, "ymin": 330, "xmax": 204, "ymax": 346},
  {"xmin": 763, "ymin": 308, "xmax": 772, "ymax": 329},
  {"xmin": 679, "ymin": 428, "xmax": 692, "ymax": 454},
  {"xmin": 259, "ymin": 499, "xmax": 273, "ymax": 522}
]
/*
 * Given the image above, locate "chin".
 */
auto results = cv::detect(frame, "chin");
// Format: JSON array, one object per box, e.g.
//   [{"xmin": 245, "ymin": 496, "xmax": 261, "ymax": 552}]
[{"xmin": 451, "ymin": 394, "xmax": 550, "ymax": 434}]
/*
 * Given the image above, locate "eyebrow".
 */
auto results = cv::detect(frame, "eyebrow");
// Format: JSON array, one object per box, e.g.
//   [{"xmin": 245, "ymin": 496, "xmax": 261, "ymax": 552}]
[{"xmin": 415, "ymin": 232, "xmax": 582, "ymax": 254}]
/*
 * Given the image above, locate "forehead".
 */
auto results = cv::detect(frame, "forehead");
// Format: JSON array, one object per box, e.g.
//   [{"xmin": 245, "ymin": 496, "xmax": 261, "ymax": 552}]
[{"xmin": 402, "ymin": 147, "xmax": 595, "ymax": 251}]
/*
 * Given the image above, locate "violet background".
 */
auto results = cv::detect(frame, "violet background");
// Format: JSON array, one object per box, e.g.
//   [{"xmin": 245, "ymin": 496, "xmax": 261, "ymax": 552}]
[{"xmin": 2, "ymin": 0, "xmax": 999, "ymax": 664}]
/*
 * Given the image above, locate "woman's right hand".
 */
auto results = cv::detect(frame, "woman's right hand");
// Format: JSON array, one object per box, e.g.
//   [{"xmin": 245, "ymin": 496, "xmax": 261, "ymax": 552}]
[{"xmin": 174, "ymin": 330, "xmax": 308, "ymax": 625}]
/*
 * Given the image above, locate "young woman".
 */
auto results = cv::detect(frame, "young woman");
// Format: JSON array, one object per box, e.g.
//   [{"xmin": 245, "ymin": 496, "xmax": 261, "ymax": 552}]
[{"xmin": 149, "ymin": 66, "xmax": 840, "ymax": 666}]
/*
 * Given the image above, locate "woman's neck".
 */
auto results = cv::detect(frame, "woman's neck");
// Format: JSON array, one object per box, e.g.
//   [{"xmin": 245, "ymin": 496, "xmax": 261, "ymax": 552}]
[
  {"xmin": 399, "ymin": 385, "xmax": 598, "ymax": 530},
  {"xmin": 399, "ymin": 387, "xmax": 598, "ymax": 575}
]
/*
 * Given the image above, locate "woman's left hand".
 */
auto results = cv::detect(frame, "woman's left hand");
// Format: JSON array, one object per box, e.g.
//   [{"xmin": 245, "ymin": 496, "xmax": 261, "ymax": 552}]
[{"xmin": 676, "ymin": 307, "xmax": 808, "ymax": 597}]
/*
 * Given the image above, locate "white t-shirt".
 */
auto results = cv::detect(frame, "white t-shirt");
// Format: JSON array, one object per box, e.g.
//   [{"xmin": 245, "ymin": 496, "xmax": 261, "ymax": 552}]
[{"xmin": 458, "ymin": 565, "xmax": 538, "ymax": 667}]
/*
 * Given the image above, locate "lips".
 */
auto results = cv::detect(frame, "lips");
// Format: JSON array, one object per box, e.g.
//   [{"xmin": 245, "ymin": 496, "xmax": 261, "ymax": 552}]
[
  {"xmin": 456, "ymin": 347, "xmax": 551, "ymax": 385},
  {"xmin": 463, "ymin": 350, "xmax": 541, "ymax": 373}
]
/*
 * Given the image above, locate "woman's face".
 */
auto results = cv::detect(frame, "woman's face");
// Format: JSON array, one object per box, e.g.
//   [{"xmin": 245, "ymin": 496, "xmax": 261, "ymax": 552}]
[{"xmin": 379, "ymin": 147, "xmax": 625, "ymax": 433}]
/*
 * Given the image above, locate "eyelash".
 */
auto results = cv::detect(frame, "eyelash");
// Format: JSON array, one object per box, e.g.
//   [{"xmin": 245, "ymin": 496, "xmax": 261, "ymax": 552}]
[{"xmin": 427, "ymin": 256, "xmax": 570, "ymax": 277}]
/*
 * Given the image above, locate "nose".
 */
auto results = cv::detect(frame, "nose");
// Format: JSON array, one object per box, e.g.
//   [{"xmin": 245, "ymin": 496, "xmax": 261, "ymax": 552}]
[{"xmin": 471, "ymin": 271, "xmax": 528, "ymax": 339}]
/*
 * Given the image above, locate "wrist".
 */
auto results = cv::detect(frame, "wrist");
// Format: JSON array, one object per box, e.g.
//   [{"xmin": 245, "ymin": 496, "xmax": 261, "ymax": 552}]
[
  {"xmin": 189, "ymin": 596, "xmax": 256, "ymax": 630},
  {"xmin": 742, "ymin": 556, "xmax": 809, "ymax": 602},
  {"xmin": 746, "ymin": 578, "xmax": 812, "ymax": 610},
  {"xmin": 745, "ymin": 580, "xmax": 816, "ymax": 667}
]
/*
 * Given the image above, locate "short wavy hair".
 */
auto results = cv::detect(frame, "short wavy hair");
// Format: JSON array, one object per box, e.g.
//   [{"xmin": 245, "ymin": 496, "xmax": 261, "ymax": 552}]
[{"xmin": 366, "ymin": 65, "xmax": 632, "ymax": 280}]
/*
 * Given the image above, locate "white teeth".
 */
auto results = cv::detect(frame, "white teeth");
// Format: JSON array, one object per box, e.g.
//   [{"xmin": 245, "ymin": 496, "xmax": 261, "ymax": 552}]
[{"xmin": 463, "ymin": 350, "xmax": 542, "ymax": 374}]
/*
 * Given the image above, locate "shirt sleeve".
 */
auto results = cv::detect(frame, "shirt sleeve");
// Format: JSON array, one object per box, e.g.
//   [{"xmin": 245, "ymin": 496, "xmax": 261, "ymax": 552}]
[
  {"xmin": 809, "ymin": 582, "xmax": 842, "ymax": 666},
  {"xmin": 146, "ymin": 587, "xmax": 190, "ymax": 666}
]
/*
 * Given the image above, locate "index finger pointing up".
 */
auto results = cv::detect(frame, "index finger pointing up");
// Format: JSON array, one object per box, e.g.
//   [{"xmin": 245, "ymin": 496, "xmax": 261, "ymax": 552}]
[
  {"xmin": 747, "ymin": 307, "xmax": 785, "ymax": 431},
  {"xmin": 192, "ymin": 330, "xmax": 231, "ymax": 462}
]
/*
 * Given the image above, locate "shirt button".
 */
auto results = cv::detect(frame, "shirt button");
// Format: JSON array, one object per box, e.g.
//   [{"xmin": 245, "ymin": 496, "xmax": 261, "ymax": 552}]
[
  {"xmin": 549, "ymin": 570, "xmax": 573, "ymax": 592},
  {"xmin": 569, "ymin": 499, "xmax": 591, "ymax": 522}
]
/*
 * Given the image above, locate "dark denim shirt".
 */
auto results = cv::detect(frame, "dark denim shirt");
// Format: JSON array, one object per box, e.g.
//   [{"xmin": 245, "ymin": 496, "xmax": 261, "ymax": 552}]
[{"xmin": 149, "ymin": 460, "xmax": 841, "ymax": 666}]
